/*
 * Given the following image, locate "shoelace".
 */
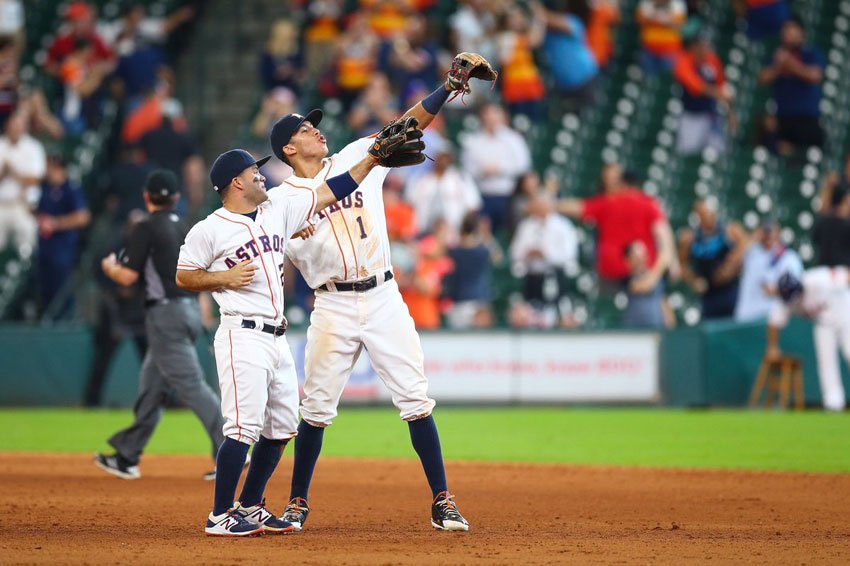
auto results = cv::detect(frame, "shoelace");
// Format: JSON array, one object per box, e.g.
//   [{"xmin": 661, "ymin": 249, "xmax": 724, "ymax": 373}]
[
  {"xmin": 285, "ymin": 498, "xmax": 308, "ymax": 516},
  {"xmin": 435, "ymin": 494, "xmax": 464, "ymax": 520},
  {"xmin": 225, "ymin": 510, "xmax": 255, "ymax": 527}
]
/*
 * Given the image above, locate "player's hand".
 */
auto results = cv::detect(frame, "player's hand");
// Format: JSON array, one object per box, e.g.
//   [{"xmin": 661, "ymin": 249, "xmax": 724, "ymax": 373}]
[
  {"xmin": 291, "ymin": 224, "xmax": 316, "ymax": 240},
  {"xmin": 223, "ymin": 259, "xmax": 257, "ymax": 289}
]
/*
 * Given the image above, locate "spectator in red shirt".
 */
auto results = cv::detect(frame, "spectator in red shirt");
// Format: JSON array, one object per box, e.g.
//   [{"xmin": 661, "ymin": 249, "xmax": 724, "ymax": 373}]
[
  {"xmin": 45, "ymin": 2, "xmax": 115, "ymax": 75},
  {"xmin": 672, "ymin": 34, "xmax": 735, "ymax": 155},
  {"xmin": 558, "ymin": 162, "xmax": 676, "ymax": 289}
]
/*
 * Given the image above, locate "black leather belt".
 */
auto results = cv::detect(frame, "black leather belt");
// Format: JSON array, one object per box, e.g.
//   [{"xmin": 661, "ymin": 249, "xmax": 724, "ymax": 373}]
[
  {"xmin": 319, "ymin": 270, "xmax": 393, "ymax": 292},
  {"xmin": 145, "ymin": 297, "xmax": 196, "ymax": 308},
  {"xmin": 241, "ymin": 318, "xmax": 287, "ymax": 336}
]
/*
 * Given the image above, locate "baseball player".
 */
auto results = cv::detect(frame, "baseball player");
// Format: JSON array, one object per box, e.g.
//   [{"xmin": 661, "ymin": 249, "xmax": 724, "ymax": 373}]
[
  {"xmin": 176, "ymin": 134, "xmax": 413, "ymax": 536},
  {"xmin": 95, "ymin": 170, "xmax": 225, "ymax": 481},
  {"xmin": 271, "ymin": 53, "xmax": 497, "ymax": 532},
  {"xmin": 767, "ymin": 267, "xmax": 850, "ymax": 411}
]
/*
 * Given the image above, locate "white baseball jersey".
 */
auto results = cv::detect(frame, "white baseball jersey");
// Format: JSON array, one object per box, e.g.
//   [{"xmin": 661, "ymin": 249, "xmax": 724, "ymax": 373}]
[
  {"xmin": 283, "ymin": 137, "xmax": 392, "ymax": 287},
  {"xmin": 769, "ymin": 266, "xmax": 850, "ymax": 411},
  {"xmin": 280, "ymin": 136, "xmax": 434, "ymax": 426},
  {"xmin": 176, "ymin": 185, "xmax": 317, "ymax": 443}
]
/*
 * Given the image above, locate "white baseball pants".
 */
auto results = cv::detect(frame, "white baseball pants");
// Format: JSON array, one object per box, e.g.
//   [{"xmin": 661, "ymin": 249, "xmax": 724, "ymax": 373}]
[
  {"xmin": 214, "ymin": 316, "xmax": 300, "ymax": 444},
  {"xmin": 301, "ymin": 278, "xmax": 435, "ymax": 426},
  {"xmin": 813, "ymin": 323, "xmax": 850, "ymax": 411}
]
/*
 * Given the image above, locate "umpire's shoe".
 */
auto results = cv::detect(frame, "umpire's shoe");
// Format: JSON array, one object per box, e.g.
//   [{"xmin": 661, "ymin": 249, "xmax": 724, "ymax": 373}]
[
  {"xmin": 94, "ymin": 453, "xmax": 141, "ymax": 480},
  {"xmin": 431, "ymin": 491, "xmax": 470, "ymax": 531},
  {"xmin": 234, "ymin": 499, "xmax": 295, "ymax": 534},
  {"xmin": 205, "ymin": 510, "xmax": 265, "ymax": 537},
  {"xmin": 281, "ymin": 497, "xmax": 310, "ymax": 531}
]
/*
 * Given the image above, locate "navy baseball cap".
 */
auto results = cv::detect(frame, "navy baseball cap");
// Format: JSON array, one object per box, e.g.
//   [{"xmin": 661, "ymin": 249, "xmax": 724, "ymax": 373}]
[
  {"xmin": 269, "ymin": 109, "xmax": 323, "ymax": 162},
  {"xmin": 209, "ymin": 149, "xmax": 271, "ymax": 192},
  {"xmin": 777, "ymin": 272, "xmax": 804, "ymax": 303},
  {"xmin": 144, "ymin": 169, "xmax": 179, "ymax": 197}
]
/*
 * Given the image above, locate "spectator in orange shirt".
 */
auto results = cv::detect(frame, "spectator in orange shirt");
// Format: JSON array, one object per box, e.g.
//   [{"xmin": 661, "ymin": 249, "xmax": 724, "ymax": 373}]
[
  {"xmin": 384, "ymin": 173, "xmax": 417, "ymax": 242},
  {"xmin": 672, "ymin": 34, "xmax": 735, "ymax": 155},
  {"xmin": 635, "ymin": 0, "xmax": 687, "ymax": 75},
  {"xmin": 586, "ymin": 0, "xmax": 621, "ymax": 69},
  {"xmin": 399, "ymin": 233, "xmax": 452, "ymax": 330},
  {"xmin": 335, "ymin": 12, "xmax": 380, "ymax": 111},
  {"xmin": 496, "ymin": 2, "xmax": 546, "ymax": 119}
]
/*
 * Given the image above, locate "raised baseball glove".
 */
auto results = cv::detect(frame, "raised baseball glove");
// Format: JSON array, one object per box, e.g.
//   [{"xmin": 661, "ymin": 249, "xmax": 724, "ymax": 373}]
[
  {"xmin": 445, "ymin": 52, "xmax": 498, "ymax": 95},
  {"xmin": 369, "ymin": 116, "xmax": 426, "ymax": 167}
]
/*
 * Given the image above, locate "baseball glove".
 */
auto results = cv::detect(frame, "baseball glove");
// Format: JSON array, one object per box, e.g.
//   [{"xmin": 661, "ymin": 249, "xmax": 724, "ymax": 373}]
[
  {"xmin": 445, "ymin": 52, "xmax": 498, "ymax": 95},
  {"xmin": 369, "ymin": 116, "xmax": 426, "ymax": 167}
]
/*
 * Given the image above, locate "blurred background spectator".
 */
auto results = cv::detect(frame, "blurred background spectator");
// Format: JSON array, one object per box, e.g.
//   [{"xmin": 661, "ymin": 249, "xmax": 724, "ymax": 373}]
[
  {"xmin": 347, "ymin": 72, "xmax": 398, "ymax": 137},
  {"xmin": 813, "ymin": 162, "xmax": 850, "ymax": 268},
  {"xmin": 443, "ymin": 212, "xmax": 495, "ymax": 329},
  {"xmin": 758, "ymin": 17, "xmax": 824, "ymax": 157},
  {"xmin": 542, "ymin": 3, "xmax": 599, "ymax": 114},
  {"xmin": 0, "ymin": 112, "xmax": 45, "ymax": 257},
  {"xmin": 733, "ymin": 0, "xmax": 789, "ymax": 42},
  {"xmin": 495, "ymin": 1, "xmax": 545, "ymax": 120},
  {"xmin": 397, "ymin": 231, "xmax": 453, "ymax": 330},
  {"xmin": 259, "ymin": 19, "xmax": 304, "ymax": 95},
  {"xmin": 460, "ymin": 103, "xmax": 530, "ymax": 233},
  {"xmin": 678, "ymin": 199, "xmax": 748, "ymax": 320},
  {"xmin": 635, "ymin": 0, "xmax": 687, "ymax": 75},
  {"xmin": 623, "ymin": 240, "xmax": 665, "ymax": 329}
]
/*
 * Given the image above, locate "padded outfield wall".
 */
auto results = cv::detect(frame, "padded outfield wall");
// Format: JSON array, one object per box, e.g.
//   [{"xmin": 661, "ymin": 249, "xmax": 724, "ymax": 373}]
[{"xmin": 0, "ymin": 320, "xmax": 847, "ymax": 407}]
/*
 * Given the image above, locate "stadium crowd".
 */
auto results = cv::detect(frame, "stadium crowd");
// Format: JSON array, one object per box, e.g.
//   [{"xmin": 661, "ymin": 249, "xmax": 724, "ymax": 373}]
[{"xmin": 0, "ymin": 0, "xmax": 844, "ymax": 334}]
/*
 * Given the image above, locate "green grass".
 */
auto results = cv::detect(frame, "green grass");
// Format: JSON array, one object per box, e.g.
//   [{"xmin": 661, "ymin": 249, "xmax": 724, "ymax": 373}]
[{"xmin": 1, "ymin": 408, "xmax": 849, "ymax": 473}]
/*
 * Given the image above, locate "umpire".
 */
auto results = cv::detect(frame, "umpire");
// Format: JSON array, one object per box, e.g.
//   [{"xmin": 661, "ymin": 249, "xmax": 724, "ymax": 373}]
[{"xmin": 95, "ymin": 170, "xmax": 225, "ymax": 480}]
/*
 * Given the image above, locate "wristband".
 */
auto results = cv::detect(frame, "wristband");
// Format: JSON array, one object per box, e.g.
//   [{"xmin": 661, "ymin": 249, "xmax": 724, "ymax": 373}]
[
  {"xmin": 422, "ymin": 85, "xmax": 450, "ymax": 115},
  {"xmin": 327, "ymin": 172, "xmax": 359, "ymax": 201}
]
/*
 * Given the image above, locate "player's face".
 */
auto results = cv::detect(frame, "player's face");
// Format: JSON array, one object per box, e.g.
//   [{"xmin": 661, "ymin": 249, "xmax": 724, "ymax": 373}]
[
  {"xmin": 236, "ymin": 165, "xmax": 268, "ymax": 204},
  {"xmin": 287, "ymin": 121, "xmax": 328, "ymax": 162}
]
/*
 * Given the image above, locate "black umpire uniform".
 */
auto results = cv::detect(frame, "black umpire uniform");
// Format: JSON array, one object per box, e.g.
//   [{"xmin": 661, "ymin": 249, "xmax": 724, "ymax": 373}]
[{"xmin": 95, "ymin": 170, "xmax": 224, "ymax": 479}]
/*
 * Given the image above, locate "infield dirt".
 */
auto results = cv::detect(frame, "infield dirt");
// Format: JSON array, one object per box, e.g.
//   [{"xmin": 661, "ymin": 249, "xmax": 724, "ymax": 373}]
[{"xmin": 1, "ymin": 453, "xmax": 847, "ymax": 565}]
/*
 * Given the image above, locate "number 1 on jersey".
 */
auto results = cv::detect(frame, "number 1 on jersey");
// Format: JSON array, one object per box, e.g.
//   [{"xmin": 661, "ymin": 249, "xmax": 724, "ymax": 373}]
[{"xmin": 356, "ymin": 215, "xmax": 366, "ymax": 239}]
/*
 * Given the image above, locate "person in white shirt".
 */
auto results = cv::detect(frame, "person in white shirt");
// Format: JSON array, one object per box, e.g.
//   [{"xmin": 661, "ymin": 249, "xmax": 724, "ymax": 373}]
[
  {"xmin": 0, "ymin": 112, "xmax": 46, "ymax": 255},
  {"xmin": 735, "ymin": 221, "xmax": 803, "ymax": 322},
  {"xmin": 460, "ymin": 102, "xmax": 531, "ymax": 232},
  {"xmin": 767, "ymin": 267, "xmax": 850, "ymax": 411},
  {"xmin": 405, "ymin": 145, "xmax": 481, "ymax": 243},
  {"xmin": 509, "ymin": 193, "xmax": 578, "ymax": 328}
]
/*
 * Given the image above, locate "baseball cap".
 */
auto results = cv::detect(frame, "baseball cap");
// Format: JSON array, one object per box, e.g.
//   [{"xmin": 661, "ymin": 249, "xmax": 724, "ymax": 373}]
[
  {"xmin": 269, "ymin": 109, "xmax": 323, "ymax": 162},
  {"xmin": 66, "ymin": 2, "xmax": 93, "ymax": 21},
  {"xmin": 144, "ymin": 169, "xmax": 179, "ymax": 197},
  {"xmin": 777, "ymin": 272, "xmax": 804, "ymax": 303},
  {"xmin": 209, "ymin": 149, "xmax": 271, "ymax": 192}
]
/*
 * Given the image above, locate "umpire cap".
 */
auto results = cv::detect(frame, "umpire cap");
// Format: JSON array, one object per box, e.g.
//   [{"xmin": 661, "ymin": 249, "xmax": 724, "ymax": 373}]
[
  {"xmin": 209, "ymin": 149, "xmax": 271, "ymax": 192},
  {"xmin": 777, "ymin": 272, "xmax": 804, "ymax": 303},
  {"xmin": 269, "ymin": 109, "xmax": 323, "ymax": 162},
  {"xmin": 144, "ymin": 169, "xmax": 179, "ymax": 197}
]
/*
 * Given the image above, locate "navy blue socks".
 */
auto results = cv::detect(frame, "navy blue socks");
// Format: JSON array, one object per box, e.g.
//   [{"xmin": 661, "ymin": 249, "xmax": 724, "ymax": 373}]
[
  {"xmin": 238, "ymin": 436, "xmax": 288, "ymax": 507},
  {"xmin": 408, "ymin": 415, "xmax": 448, "ymax": 498},
  {"xmin": 289, "ymin": 420, "xmax": 325, "ymax": 501},
  {"xmin": 212, "ymin": 437, "xmax": 251, "ymax": 515}
]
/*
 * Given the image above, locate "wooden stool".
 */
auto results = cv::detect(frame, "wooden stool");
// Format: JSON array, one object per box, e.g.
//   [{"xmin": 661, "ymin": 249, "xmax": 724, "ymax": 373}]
[{"xmin": 749, "ymin": 355, "xmax": 804, "ymax": 410}]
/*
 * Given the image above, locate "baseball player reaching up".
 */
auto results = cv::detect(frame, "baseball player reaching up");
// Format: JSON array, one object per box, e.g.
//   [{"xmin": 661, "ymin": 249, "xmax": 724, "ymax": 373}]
[
  {"xmin": 271, "ymin": 53, "xmax": 497, "ymax": 532},
  {"xmin": 176, "ymin": 130, "xmax": 419, "ymax": 536},
  {"xmin": 767, "ymin": 267, "xmax": 850, "ymax": 411}
]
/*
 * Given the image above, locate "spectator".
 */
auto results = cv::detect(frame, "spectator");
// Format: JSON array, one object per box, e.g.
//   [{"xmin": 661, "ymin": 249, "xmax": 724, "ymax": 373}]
[
  {"xmin": 398, "ymin": 234, "xmax": 452, "ymax": 329},
  {"xmin": 103, "ymin": 144, "xmax": 155, "ymax": 226},
  {"xmin": 383, "ymin": 173, "xmax": 417, "ymax": 242},
  {"xmin": 121, "ymin": 69, "xmax": 184, "ymax": 144},
  {"xmin": 139, "ymin": 101, "xmax": 203, "ymax": 216},
  {"xmin": 735, "ymin": 221, "xmax": 803, "ymax": 322},
  {"xmin": 678, "ymin": 199, "xmax": 748, "ymax": 320},
  {"xmin": 394, "ymin": 82, "xmax": 449, "ymax": 184},
  {"xmin": 758, "ymin": 17, "xmax": 825, "ymax": 156},
  {"xmin": 460, "ymin": 103, "xmax": 531, "ymax": 233},
  {"xmin": 635, "ymin": 0, "xmax": 687, "ymax": 75},
  {"xmin": 0, "ymin": 35, "xmax": 17, "ymax": 129},
  {"xmin": 383, "ymin": 13, "xmax": 441, "ymax": 98},
  {"xmin": 406, "ymin": 145, "xmax": 481, "ymax": 242},
  {"xmin": 733, "ymin": 0, "xmax": 790, "ymax": 41},
  {"xmin": 45, "ymin": 2, "xmax": 115, "ymax": 75},
  {"xmin": 259, "ymin": 19, "xmax": 304, "ymax": 95},
  {"xmin": 813, "ymin": 164, "xmax": 850, "ymax": 267},
  {"xmin": 58, "ymin": 37, "xmax": 112, "ymax": 135},
  {"xmin": 508, "ymin": 170, "xmax": 558, "ymax": 237},
  {"xmin": 0, "ymin": 0, "xmax": 24, "ymax": 51},
  {"xmin": 495, "ymin": 2, "xmax": 546, "ymax": 119},
  {"xmin": 0, "ymin": 112, "xmax": 46, "ymax": 256},
  {"xmin": 444, "ymin": 212, "xmax": 494, "ymax": 329},
  {"xmin": 558, "ymin": 163, "xmax": 675, "ymax": 290},
  {"xmin": 347, "ymin": 72, "xmax": 399, "ymax": 138},
  {"xmin": 449, "ymin": 0, "xmax": 498, "ymax": 66},
  {"xmin": 509, "ymin": 194, "xmax": 579, "ymax": 329},
  {"xmin": 249, "ymin": 87, "xmax": 297, "ymax": 186},
  {"xmin": 587, "ymin": 0, "xmax": 622, "ymax": 69},
  {"xmin": 302, "ymin": 0, "xmax": 342, "ymax": 79},
  {"xmin": 364, "ymin": 0, "xmax": 411, "ymax": 39},
  {"xmin": 542, "ymin": 4, "xmax": 599, "ymax": 113},
  {"xmin": 36, "ymin": 155, "xmax": 91, "ymax": 315},
  {"xmin": 672, "ymin": 34, "xmax": 735, "ymax": 155},
  {"xmin": 335, "ymin": 12, "xmax": 380, "ymax": 110},
  {"xmin": 623, "ymin": 240, "xmax": 665, "ymax": 329}
]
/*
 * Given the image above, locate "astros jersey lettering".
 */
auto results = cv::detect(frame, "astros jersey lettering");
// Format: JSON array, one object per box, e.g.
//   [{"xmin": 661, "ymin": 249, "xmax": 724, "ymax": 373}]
[{"xmin": 284, "ymin": 137, "xmax": 392, "ymax": 287}]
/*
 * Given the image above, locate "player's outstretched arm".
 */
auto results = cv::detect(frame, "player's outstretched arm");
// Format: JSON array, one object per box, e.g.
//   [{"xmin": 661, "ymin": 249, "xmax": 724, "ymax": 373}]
[
  {"xmin": 176, "ymin": 259, "xmax": 257, "ymax": 292},
  {"xmin": 314, "ymin": 154, "xmax": 380, "ymax": 213}
]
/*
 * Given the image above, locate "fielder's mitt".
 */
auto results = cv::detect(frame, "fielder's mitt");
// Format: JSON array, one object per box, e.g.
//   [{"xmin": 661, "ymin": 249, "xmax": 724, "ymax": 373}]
[
  {"xmin": 369, "ymin": 116, "xmax": 426, "ymax": 167},
  {"xmin": 445, "ymin": 52, "xmax": 498, "ymax": 95}
]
